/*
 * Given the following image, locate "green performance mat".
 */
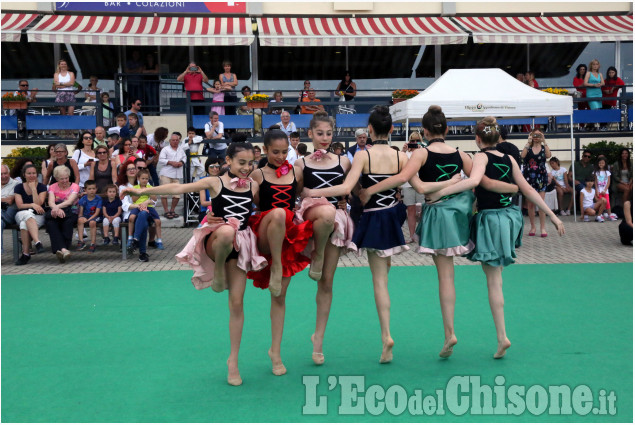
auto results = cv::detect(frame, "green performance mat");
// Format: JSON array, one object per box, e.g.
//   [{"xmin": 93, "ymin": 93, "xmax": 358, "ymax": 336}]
[{"xmin": 2, "ymin": 263, "xmax": 632, "ymax": 422}]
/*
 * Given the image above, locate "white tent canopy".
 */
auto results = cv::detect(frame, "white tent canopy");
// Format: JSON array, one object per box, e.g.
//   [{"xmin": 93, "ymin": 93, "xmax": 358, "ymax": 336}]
[{"xmin": 390, "ymin": 68, "xmax": 573, "ymax": 121}]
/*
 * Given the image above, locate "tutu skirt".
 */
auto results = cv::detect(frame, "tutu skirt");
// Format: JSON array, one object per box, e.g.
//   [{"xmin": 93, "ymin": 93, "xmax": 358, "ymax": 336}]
[
  {"xmin": 466, "ymin": 206, "xmax": 524, "ymax": 267},
  {"xmin": 295, "ymin": 197, "xmax": 356, "ymax": 253},
  {"xmin": 351, "ymin": 202, "xmax": 409, "ymax": 257},
  {"xmin": 175, "ymin": 218, "xmax": 267, "ymax": 290},
  {"xmin": 247, "ymin": 208, "xmax": 313, "ymax": 289},
  {"xmin": 416, "ymin": 190, "xmax": 475, "ymax": 256}
]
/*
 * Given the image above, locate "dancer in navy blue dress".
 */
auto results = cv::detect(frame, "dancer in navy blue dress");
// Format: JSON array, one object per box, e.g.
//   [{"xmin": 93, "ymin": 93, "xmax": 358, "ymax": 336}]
[
  {"xmin": 428, "ymin": 117, "xmax": 565, "ymax": 358},
  {"xmin": 303, "ymin": 106, "xmax": 407, "ymax": 363}
]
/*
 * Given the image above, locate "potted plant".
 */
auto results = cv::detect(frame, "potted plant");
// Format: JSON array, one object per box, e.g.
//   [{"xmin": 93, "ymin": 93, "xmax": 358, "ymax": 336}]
[
  {"xmin": 392, "ymin": 89, "xmax": 419, "ymax": 104},
  {"xmin": 541, "ymin": 88, "xmax": 570, "ymax": 96},
  {"xmin": 2, "ymin": 93, "xmax": 28, "ymax": 110},
  {"xmin": 244, "ymin": 93, "xmax": 270, "ymax": 109}
]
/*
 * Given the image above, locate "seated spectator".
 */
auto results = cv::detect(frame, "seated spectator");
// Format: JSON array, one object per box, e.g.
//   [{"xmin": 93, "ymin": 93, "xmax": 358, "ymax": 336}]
[
  {"xmin": 101, "ymin": 92, "xmax": 115, "ymax": 127},
  {"xmin": 107, "ymin": 132, "xmax": 120, "ymax": 156},
  {"xmin": 204, "ymin": 111, "xmax": 227, "ymax": 160},
  {"xmin": 127, "ymin": 113, "xmax": 146, "ymax": 138},
  {"xmin": 114, "ymin": 138, "xmax": 137, "ymax": 170},
  {"xmin": 72, "ymin": 131, "xmax": 97, "ymax": 190},
  {"xmin": 138, "ymin": 135, "xmax": 159, "ymax": 185},
  {"xmin": 199, "ymin": 157, "xmax": 222, "ymax": 222},
  {"xmin": 1, "ymin": 164, "xmax": 18, "ymax": 252},
  {"xmin": 548, "ymin": 157, "xmax": 572, "ymax": 215},
  {"xmin": 89, "ymin": 145, "xmax": 117, "ymax": 195},
  {"xmin": 181, "ymin": 127, "xmax": 205, "ymax": 180},
  {"xmin": 567, "ymin": 149, "xmax": 595, "ymax": 213},
  {"xmin": 237, "ymin": 85, "xmax": 263, "ymax": 132},
  {"xmin": 277, "ymin": 111, "xmax": 297, "ymax": 137},
  {"xmin": 41, "ymin": 144, "xmax": 56, "ymax": 184},
  {"xmin": 594, "ymin": 155, "xmax": 618, "ymax": 220},
  {"xmin": 289, "ymin": 131, "xmax": 301, "ymax": 157},
  {"xmin": 206, "ymin": 79, "xmax": 226, "ymax": 115},
  {"xmin": 101, "ymin": 184, "xmax": 122, "ymax": 246},
  {"xmin": 297, "ymin": 142, "xmax": 308, "ymax": 158},
  {"xmin": 253, "ymin": 145, "xmax": 262, "ymax": 164},
  {"xmin": 45, "ymin": 165, "xmax": 80, "ymax": 263},
  {"xmin": 76, "ymin": 180, "xmax": 102, "ymax": 253},
  {"xmin": 147, "ymin": 126, "xmax": 169, "ymax": 151},
  {"xmin": 619, "ymin": 200, "xmax": 632, "ymax": 245},
  {"xmin": 109, "ymin": 113, "xmax": 130, "ymax": 139},
  {"xmin": 300, "ymin": 89, "xmax": 325, "ymax": 114},
  {"xmin": 92, "ymin": 126, "xmax": 108, "ymax": 150},
  {"xmin": 268, "ymin": 91, "xmax": 285, "ymax": 115},
  {"xmin": 611, "ymin": 148, "xmax": 633, "ymax": 205},
  {"xmin": 128, "ymin": 169, "xmax": 164, "ymax": 260},
  {"xmin": 581, "ymin": 175, "xmax": 607, "ymax": 222},
  {"xmin": 13, "ymin": 79, "xmax": 38, "ymax": 139},
  {"xmin": 331, "ymin": 142, "xmax": 344, "ymax": 156},
  {"xmin": 13, "ymin": 164, "xmax": 47, "ymax": 265},
  {"xmin": 46, "ymin": 144, "xmax": 80, "ymax": 186},
  {"xmin": 158, "ymin": 133, "xmax": 186, "ymax": 219},
  {"xmin": 10, "ymin": 158, "xmax": 34, "ymax": 184}
]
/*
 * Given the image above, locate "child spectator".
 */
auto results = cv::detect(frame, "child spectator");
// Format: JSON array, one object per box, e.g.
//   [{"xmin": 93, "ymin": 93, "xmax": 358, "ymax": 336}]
[
  {"xmin": 548, "ymin": 157, "xmax": 572, "ymax": 215},
  {"xmin": 198, "ymin": 157, "xmax": 222, "ymax": 222},
  {"xmin": 594, "ymin": 155, "xmax": 617, "ymax": 220},
  {"xmin": 101, "ymin": 184, "xmax": 122, "ymax": 245},
  {"xmin": 581, "ymin": 175, "xmax": 607, "ymax": 222},
  {"xmin": 297, "ymin": 142, "xmax": 308, "ymax": 158},
  {"xmin": 181, "ymin": 127, "xmax": 205, "ymax": 180},
  {"xmin": 77, "ymin": 180, "xmax": 102, "ymax": 252},
  {"xmin": 206, "ymin": 79, "xmax": 225, "ymax": 115},
  {"xmin": 127, "ymin": 113, "xmax": 146, "ymax": 138},
  {"xmin": 331, "ymin": 142, "xmax": 344, "ymax": 156},
  {"xmin": 128, "ymin": 169, "xmax": 164, "ymax": 254},
  {"xmin": 109, "ymin": 113, "xmax": 130, "ymax": 139},
  {"xmin": 101, "ymin": 92, "xmax": 115, "ymax": 127}
]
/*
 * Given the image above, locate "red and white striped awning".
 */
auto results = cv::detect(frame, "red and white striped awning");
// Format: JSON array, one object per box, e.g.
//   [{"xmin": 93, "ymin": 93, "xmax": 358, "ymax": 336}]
[
  {"xmin": 27, "ymin": 15, "xmax": 254, "ymax": 46},
  {"xmin": 1, "ymin": 13, "xmax": 38, "ymax": 42},
  {"xmin": 256, "ymin": 17, "xmax": 468, "ymax": 46},
  {"xmin": 453, "ymin": 15, "xmax": 633, "ymax": 43}
]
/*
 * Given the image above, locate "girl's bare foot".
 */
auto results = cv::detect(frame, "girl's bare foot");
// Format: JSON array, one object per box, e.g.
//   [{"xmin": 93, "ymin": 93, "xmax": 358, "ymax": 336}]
[
  {"xmin": 268, "ymin": 348, "xmax": 287, "ymax": 376},
  {"xmin": 308, "ymin": 252, "xmax": 323, "ymax": 281},
  {"xmin": 494, "ymin": 338, "xmax": 511, "ymax": 359},
  {"xmin": 439, "ymin": 335, "xmax": 458, "ymax": 358},
  {"xmin": 311, "ymin": 334, "xmax": 324, "ymax": 365},
  {"xmin": 380, "ymin": 337, "xmax": 394, "ymax": 364},
  {"xmin": 227, "ymin": 358, "xmax": 242, "ymax": 386},
  {"xmin": 269, "ymin": 263, "xmax": 283, "ymax": 297}
]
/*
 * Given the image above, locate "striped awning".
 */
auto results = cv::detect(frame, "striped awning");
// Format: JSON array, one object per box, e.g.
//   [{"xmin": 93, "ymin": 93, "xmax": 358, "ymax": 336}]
[
  {"xmin": 27, "ymin": 15, "xmax": 254, "ymax": 46},
  {"xmin": 256, "ymin": 17, "xmax": 468, "ymax": 46},
  {"xmin": 1, "ymin": 13, "xmax": 39, "ymax": 42},
  {"xmin": 453, "ymin": 15, "xmax": 633, "ymax": 43}
]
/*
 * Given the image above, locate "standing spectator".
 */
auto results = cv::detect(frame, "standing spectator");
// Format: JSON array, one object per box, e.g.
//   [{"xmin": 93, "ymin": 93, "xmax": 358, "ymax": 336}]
[
  {"xmin": 237, "ymin": 86, "xmax": 262, "ymax": 133},
  {"xmin": 76, "ymin": 180, "xmax": 102, "ymax": 252},
  {"xmin": 72, "ymin": 131, "xmax": 97, "ymax": 190},
  {"xmin": 178, "ymin": 62, "xmax": 210, "ymax": 115},
  {"xmin": 101, "ymin": 92, "xmax": 115, "ymax": 127},
  {"xmin": 147, "ymin": 126, "xmax": 169, "ymax": 151},
  {"xmin": 158, "ymin": 133, "xmax": 186, "ymax": 219},
  {"xmin": 402, "ymin": 132, "xmax": 426, "ymax": 243},
  {"xmin": 521, "ymin": 129, "xmax": 550, "ymax": 237},
  {"xmin": 277, "ymin": 111, "xmax": 297, "ymax": 137},
  {"xmin": 46, "ymin": 144, "xmax": 80, "ymax": 186},
  {"xmin": 206, "ymin": 79, "xmax": 226, "ymax": 115},
  {"xmin": 619, "ymin": 200, "xmax": 632, "ymax": 245},
  {"xmin": 573, "ymin": 64, "xmax": 589, "ymax": 111},
  {"xmin": 601, "ymin": 66, "xmax": 625, "ymax": 130},
  {"xmin": 298, "ymin": 80, "xmax": 311, "ymax": 102},
  {"xmin": 568, "ymin": 149, "xmax": 595, "ymax": 213},
  {"xmin": 84, "ymin": 75, "xmax": 100, "ymax": 115},
  {"xmin": 594, "ymin": 155, "xmax": 617, "ymax": 220},
  {"xmin": 584, "ymin": 59, "xmax": 604, "ymax": 111},
  {"xmin": 45, "ymin": 165, "xmax": 80, "ymax": 263},
  {"xmin": 138, "ymin": 135, "xmax": 159, "ymax": 185},
  {"xmin": 53, "ymin": 59, "xmax": 76, "ymax": 118},
  {"xmin": 611, "ymin": 148, "xmax": 633, "ymax": 205},
  {"xmin": 101, "ymin": 184, "xmax": 123, "ymax": 245},
  {"xmin": 335, "ymin": 70, "xmax": 357, "ymax": 112},
  {"xmin": 581, "ymin": 175, "xmax": 607, "ymax": 222},
  {"xmin": 525, "ymin": 70, "xmax": 539, "ymax": 89},
  {"xmin": 13, "ymin": 79, "xmax": 37, "ymax": 139},
  {"xmin": 92, "ymin": 126, "xmax": 108, "ymax": 150},
  {"xmin": 548, "ymin": 157, "xmax": 572, "ymax": 215},
  {"xmin": 41, "ymin": 144, "xmax": 56, "ymax": 184},
  {"xmin": 126, "ymin": 113, "xmax": 146, "ymax": 138},
  {"xmin": 219, "ymin": 60, "xmax": 239, "ymax": 115},
  {"xmin": 125, "ymin": 99, "xmax": 145, "ymax": 128},
  {"xmin": 268, "ymin": 91, "xmax": 285, "ymax": 115},
  {"xmin": 13, "ymin": 164, "xmax": 47, "ymax": 265},
  {"xmin": 1, "ymin": 164, "xmax": 18, "ymax": 252},
  {"xmin": 89, "ymin": 146, "xmax": 117, "ymax": 194},
  {"xmin": 181, "ymin": 127, "xmax": 205, "ymax": 180},
  {"xmin": 143, "ymin": 53, "xmax": 160, "ymax": 114},
  {"xmin": 204, "ymin": 111, "xmax": 226, "ymax": 159},
  {"xmin": 496, "ymin": 126, "xmax": 521, "ymax": 167},
  {"xmin": 515, "ymin": 72, "xmax": 525, "ymax": 83},
  {"xmin": 300, "ymin": 89, "xmax": 325, "ymax": 114},
  {"xmin": 347, "ymin": 128, "xmax": 370, "ymax": 163}
]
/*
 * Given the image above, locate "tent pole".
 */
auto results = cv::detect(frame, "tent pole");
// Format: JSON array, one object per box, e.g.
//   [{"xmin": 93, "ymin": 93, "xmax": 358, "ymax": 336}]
[{"xmin": 570, "ymin": 114, "xmax": 576, "ymax": 222}]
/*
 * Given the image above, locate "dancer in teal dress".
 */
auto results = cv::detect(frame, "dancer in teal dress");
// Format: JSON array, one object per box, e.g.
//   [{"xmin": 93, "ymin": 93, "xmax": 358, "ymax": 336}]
[
  {"xmin": 428, "ymin": 117, "xmax": 565, "ymax": 358},
  {"xmin": 360, "ymin": 105, "xmax": 517, "ymax": 359},
  {"xmin": 584, "ymin": 59, "xmax": 605, "ymax": 110}
]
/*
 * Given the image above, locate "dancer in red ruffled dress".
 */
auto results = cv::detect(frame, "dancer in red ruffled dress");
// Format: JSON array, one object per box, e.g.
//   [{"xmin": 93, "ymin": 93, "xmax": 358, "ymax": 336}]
[
  {"xmin": 248, "ymin": 129, "xmax": 313, "ymax": 376},
  {"xmin": 122, "ymin": 142, "xmax": 264, "ymax": 387}
]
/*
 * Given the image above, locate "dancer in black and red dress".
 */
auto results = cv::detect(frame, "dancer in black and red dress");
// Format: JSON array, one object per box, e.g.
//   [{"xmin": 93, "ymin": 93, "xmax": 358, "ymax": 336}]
[{"xmin": 248, "ymin": 129, "xmax": 313, "ymax": 376}]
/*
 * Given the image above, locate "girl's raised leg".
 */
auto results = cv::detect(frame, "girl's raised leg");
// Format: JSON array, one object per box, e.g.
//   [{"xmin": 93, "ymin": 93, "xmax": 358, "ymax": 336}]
[
  {"xmin": 482, "ymin": 263, "xmax": 511, "ymax": 359},
  {"xmin": 256, "ymin": 208, "xmax": 286, "ymax": 296},
  {"xmin": 226, "ymin": 261, "xmax": 247, "ymax": 385},
  {"xmin": 303, "ymin": 205, "xmax": 335, "ymax": 281},
  {"xmin": 368, "ymin": 250, "xmax": 394, "ymax": 363},
  {"xmin": 269, "ymin": 276, "xmax": 292, "ymax": 375},
  {"xmin": 205, "ymin": 225, "xmax": 236, "ymax": 292},
  {"xmin": 433, "ymin": 254, "xmax": 458, "ymax": 358},
  {"xmin": 312, "ymin": 241, "xmax": 341, "ymax": 365}
]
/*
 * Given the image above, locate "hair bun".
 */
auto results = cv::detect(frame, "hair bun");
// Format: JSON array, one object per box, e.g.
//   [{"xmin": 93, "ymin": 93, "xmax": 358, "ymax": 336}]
[
  {"xmin": 428, "ymin": 105, "xmax": 443, "ymax": 114},
  {"xmin": 313, "ymin": 110, "xmax": 329, "ymax": 119}
]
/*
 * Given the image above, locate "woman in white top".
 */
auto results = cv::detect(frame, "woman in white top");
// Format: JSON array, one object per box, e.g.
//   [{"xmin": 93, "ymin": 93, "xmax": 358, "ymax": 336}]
[
  {"xmin": 53, "ymin": 59, "xmax": 76, "ymax": 116},
  {"xmin": 71, "ymin": 131, "xmax": 96, "ymax": 189}
]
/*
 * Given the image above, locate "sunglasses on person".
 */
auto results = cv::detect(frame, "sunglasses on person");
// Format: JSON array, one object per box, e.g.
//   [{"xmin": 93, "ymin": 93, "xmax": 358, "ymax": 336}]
[
  {"xmin": 208, "ymin": 164, "xmax": 221, "ymax": 169},
  {"xmin": 135, "ymin": 103, "xmax": 142, "ymax": 107},
  {"xmin": 19, "ymin": 84, "xmax": 28, "ymax": 87},
  {"xmin": 583, "ymin": 154, "xmax": 592, "ymax": 158},
  {"xmin": 83, "ymin": 136, "xmax": 93, "ymax": 140},
  {"xmin": 136, "ymin": 166, "xmax": 147, "ymax": 170}
]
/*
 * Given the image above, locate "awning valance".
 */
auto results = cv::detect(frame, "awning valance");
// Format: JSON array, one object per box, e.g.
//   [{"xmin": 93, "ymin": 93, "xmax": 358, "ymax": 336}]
[
  {"xmin": 1, "ymin": 13, "xmax": 39, "ymax": 42},
  {"xmin": 453, "ymin": 15, "xmax": 633, "ymax": 43},
  {"xmin": 256, "ymin": 17, "xmax": 468, "ymax": 47},
  {"xmin": 27, "ymin": 15, "xmax": 254, "ymax": 46}
]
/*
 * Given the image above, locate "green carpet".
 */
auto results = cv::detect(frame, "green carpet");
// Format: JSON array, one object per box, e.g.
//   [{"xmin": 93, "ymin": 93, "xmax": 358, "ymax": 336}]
[{"xmin": 2, "ymin": 263, "xmax": 632, "ymax": 422}]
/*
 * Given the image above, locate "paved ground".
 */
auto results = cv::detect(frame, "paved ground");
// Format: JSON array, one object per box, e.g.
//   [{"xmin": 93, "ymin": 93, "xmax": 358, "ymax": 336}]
[{"xmin": 2, "ymin": 214, "xmax": 631, "ymax": 275}]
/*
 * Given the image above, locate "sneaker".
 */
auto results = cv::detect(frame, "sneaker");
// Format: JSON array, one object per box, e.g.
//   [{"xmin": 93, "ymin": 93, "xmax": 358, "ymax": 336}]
[
  {"xmin": 148, "ymin": 240, "xmax": 157, "ymax": 248},
  {"xmin": 15, "ymin": 254, "xmax": 31, "ymax": 266},
  {"xmin": 564, "ymin": 210, "xmax": 571, "ymax": 216},
  {"xmin": 34, "ymin": 241, "xmax": 45, "ymax": 254},
  {"xmin": 609, "ymin": 213, "xmax": 618, "ymax": 221},
  {"xmin": 56, "ymin": 250, "xmax": 66, "ymax": 264},
  {"xmin": 595, "ymin": 216, "xmax": 605, "ymax": 223},
  {"xmin": 603, "ymin": 212, "xmax": 609, "ymax": 218},
  {"xmin": 102, "ymin": 237, "xmax": 111, "ymax": 246},
  {"xmin": 112, "ymin": 237, "xmax": 120, "ymax": 245},
  {"xmin": 76, "ymin": 241, "xmax": 86, "ymax": 251},
  {"xmin": 88, "ymin": 244, "xmax": 96, "ymax": 253},
  {"xmin": 139, "ymin": 252, "xmax": 149, "ymax": 262},
  {"xmin": 127, "ymin": 239, "xmax": 138, "ymax": 255},
  {"xmin": 559, "ymin": 210, "xmax": 567, "ymax": 216},
  {"xmin": 583, "ymin": 215, "xmax": 590, "ymax": 222},
  {"xmin": 156, "ymin": 241, "xmax": 164, "ymax": 250}
]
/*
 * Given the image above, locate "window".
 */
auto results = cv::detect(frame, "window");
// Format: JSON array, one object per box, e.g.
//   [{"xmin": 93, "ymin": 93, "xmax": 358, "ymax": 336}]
[{"xmin": 1, "ymin": 40, "xmax": 54, "ymax": 79}]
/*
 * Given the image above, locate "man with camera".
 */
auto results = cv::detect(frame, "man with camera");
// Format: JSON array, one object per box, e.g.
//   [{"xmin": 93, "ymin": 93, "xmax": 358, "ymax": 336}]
[
  {"xmin": 177, "ymin": 62, "xmax": 210, "ymax": 115},
  {"xmin": 1, "ymin": 164, "xmax": 18, "ymax": 252}
]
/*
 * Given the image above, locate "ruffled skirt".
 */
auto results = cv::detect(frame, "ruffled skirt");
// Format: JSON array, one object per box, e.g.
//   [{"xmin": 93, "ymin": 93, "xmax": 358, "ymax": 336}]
[
  {"xmin": 466, "ymin": 206, "xmax": 524, "ymax": 267},
  {"xmin": 175, "ymin": 218, "xmax": 267, "ymax": 290},
  {"xmin": 247, "ymin": 208, "xmax": 313, "ymax": 289},
  {"xmin": 416, "ymin": 189, "xmax": 475, "ymax": 256},
  {"xmin": 350, "ymin": 202, "xmax": 409, "ymax": 257},
  {"xmin": 295, "ymin": 197, "xmax": 356, "ymax": 253}
]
